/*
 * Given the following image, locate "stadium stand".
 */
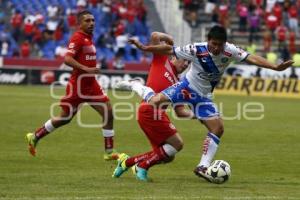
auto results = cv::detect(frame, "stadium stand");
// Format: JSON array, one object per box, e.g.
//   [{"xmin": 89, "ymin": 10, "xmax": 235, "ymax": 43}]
[
  {"xmin": 0, "ymin": 0, "xmax": 150, "ymax": 65},
  {"xmin": 179, "ymin": 0, "xmax": 300, "ymax": 63}
]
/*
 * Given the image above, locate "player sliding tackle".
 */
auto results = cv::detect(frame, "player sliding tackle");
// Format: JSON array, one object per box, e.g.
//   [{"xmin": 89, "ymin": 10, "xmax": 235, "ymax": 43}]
[
  {"xmin": 115, "ymin": 25, "xmax": 294, "ymax": 182},
  {"xmin": 112, "ymin": 32, "xmax": 194, "ymax": 181}
]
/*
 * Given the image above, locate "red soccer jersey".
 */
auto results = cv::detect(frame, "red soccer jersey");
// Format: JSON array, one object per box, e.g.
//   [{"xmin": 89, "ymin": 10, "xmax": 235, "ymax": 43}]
[
  {"xmin": 146, "ymin": 54, "xmax": 178, "ymax": 93},
  {"xmin": 66, "ymin": 31, "xmax": 97, "ymax": 89}
]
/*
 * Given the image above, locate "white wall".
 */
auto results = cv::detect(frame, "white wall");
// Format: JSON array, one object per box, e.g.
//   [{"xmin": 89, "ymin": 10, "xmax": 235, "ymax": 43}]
[{"xmin": 151, "ymin": 0, "xmax": 191, "ymax": 46}]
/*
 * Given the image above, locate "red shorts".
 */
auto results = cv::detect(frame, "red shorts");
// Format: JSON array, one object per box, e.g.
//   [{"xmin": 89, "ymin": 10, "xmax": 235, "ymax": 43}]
[
  {"xmin": 60, "ymin": 80, "xmax": 109, "ymax": 114},
  {"xmin": 137, "ymin": 102, "xmax": 177, "ymax": 149}
]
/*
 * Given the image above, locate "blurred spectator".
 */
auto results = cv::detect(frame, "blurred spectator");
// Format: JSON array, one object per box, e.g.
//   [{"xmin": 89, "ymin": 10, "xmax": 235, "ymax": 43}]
[
  {"xmin": 77, "ymin": 0, "xmax": 87, "ymax": 10},
  {"xmin": 211, "ymin": 6, "xmax": 219, "ymax": 26},
  {"xmin": 248, "ymin": 10, "xmax": 260, "ymax": 43},
  {"xmin": 265, "ymin": 12, "xmax": 278, "ymax": 39},
  {"xmin": 263, "ymin": 29, "xmax": 272, "ymax": 52},
  {"xmin": 88, "ymin": 0, "xmax": 102, "ymax": 8},
  {"xmin": 272, "ymin": 2, "xmax": 282, "ymax": 23},
  {"xmin": 218, "ymin": 0, "xmax": 229, "ymax": 27},
  {"xmin": 55, "ymin": 43, "xmax": 67, "ymax": 58},
  {"xmin": 288, "ymin": 3, "xmax": 298, "ymax": 36},
  {"xmin": 23, "ymin": 14, "xmax": 36, "ymax": 42},
  {"xmin": 1, "ymin": 41, "xmax": 8, "ymax": 56},
  {"xmin": 46, "ymin": 18, "xmax": 59, "ymax": 35},
  {"xmin": 205, "ymin": 0, "xmax": 216, "ymax": 15},
  {"xmin": 47, "ymin": 5, "xmax": 58, "ymax": 18},
  {"xmin": 237, "ymin": 2, "xmax": 248, "ymax": 32},
  {"xmin": 266, "ymin": 0, "xmax": 276, "ymax": 13},
  {"xmin": 97, "ymin": 30, "xmax": 114, "ymax": 50},
  {"xmin": 275, "ymin": 22, "xmax": 288, "ymax": 50},
  {"xmin": 115, "ymin": 33, "xmax": 128, "ymax": 59},
  {"xmin": 183, "ymin": 0, "xmax": 201, "ymax": 28},
  {"xmin": 135, "ymin": 0, "xmax": 147, "ymax": 24},
  {"xmin": 10, "ymin": 10, "xmax": 23, "ymax": 41},
  {"xmin": 67, "ymin": 10, "xmax": 77, "ymax": 33},
  {"xmin": 20, "ymin": 40, "xmax": 30, "ymax": 58}
]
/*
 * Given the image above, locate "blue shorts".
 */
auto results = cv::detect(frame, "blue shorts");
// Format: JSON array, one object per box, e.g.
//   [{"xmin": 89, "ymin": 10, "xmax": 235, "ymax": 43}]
[{"xmin": 162, "ymin": 78, "xmax": 219, "ymax": 120}]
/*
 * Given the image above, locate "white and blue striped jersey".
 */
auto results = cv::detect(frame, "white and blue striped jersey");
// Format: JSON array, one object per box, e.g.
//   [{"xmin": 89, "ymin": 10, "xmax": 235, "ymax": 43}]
[{"xmin": 174, "ymin": 42, "xmax": 249, "ymax": 98}]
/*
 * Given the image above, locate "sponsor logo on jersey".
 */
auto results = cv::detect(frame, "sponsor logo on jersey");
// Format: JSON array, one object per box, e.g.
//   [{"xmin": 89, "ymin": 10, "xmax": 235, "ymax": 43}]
[
  {"xmin": 86, "ymin": 55, "xmax": 96, "ymax": 60},
  {"xmin": 223, "ymin": 51, "xmax": 232, "ymax": 57},
  {"xmin": 164, "ymin": 72, "xmax": 176, "ymax": 84},
  {"xmin": 196, "ymin": 52, "xmax": 209, "ymax": 57}
]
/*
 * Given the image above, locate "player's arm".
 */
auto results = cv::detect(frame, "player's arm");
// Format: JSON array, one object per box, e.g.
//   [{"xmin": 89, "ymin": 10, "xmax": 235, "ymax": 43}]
[
  {"xmin": 150, "ymin": 32, "xmax": 174, "ymax": 45},
  {"xmin": 128, "ymin": 37, "xmax": 173, "ymax": 55},
  {"xmin": 245, "ymin": 54, "xmax": 294, "ymax": 71},
  {"xmin": 174, "ymin": 105, "xmax": 195, "ymax": 119},
  {"xmin": 64, "ymin": 56, "xmax": 100, "ymax": 74}
]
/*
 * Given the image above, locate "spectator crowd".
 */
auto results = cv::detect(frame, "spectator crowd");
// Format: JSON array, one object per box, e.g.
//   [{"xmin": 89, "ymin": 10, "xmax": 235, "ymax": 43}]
[
  {"xmin": 179, "ymin": 0, "xmax": 300, "ymax": 66},
  {"xmin": 0, "ymin": 0, "xmax": 149, "ymax": 69}
]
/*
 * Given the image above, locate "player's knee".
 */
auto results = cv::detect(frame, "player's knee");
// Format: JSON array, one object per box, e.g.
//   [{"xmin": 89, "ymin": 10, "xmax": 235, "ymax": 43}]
[
  {"xmin": 148, "ymin": 96, "xmax": 159, "ymax": 106},
  {"xmin": 177, "ymin": 140, "xmax": 184, "ymax": 151},
  {"xmin": 212, "ymin": 124, "xmax": 224, "ymax": 137},
  {"xmin": 173, "ymin": 138, "xmax": 184, "ymax": 152}
]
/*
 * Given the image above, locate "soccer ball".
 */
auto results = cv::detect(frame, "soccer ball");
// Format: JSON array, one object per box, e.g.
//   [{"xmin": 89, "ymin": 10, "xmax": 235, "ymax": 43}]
[{"xmin": 206, "ymin": 160, "xmax": 231, "ymax": 184}]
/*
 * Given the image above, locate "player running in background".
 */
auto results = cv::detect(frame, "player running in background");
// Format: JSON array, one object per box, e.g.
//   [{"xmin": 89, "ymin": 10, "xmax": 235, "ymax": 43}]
[
  {"xmin": 116, "ymin": 25, "xmax": 294, "ymax": 182},
  {"xmin": 25, "ymin": 10, "xmax": 118, "ymax": 160},
  {"xmin": 112, "ymin": 32, "xmax": 194, "ymax": 181}
]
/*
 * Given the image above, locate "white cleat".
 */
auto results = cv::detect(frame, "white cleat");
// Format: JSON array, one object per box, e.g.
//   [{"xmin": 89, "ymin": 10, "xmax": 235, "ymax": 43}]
[
  {"xmin": 114, "ymin": 80, "xmax": 133, "ymax": 91},
  {"xmin": 114, "ymin": 79, "xmax": 143, "ymax": 91}
]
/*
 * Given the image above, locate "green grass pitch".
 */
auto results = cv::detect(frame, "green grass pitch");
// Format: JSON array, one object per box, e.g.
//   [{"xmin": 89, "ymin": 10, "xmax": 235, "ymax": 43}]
[{"xmin": 0, "ymin": 85, "xmax": 299, "ymax": 200}]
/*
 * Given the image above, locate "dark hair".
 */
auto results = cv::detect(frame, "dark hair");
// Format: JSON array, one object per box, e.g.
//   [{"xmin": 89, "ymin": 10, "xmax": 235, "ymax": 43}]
[
  {"xmin": 77, "ymin": 10, "xmax": 93, "ymax": 22},
  {"xmin": 207, "ymin": 25, "xmax": 227, "ymax": 42}
]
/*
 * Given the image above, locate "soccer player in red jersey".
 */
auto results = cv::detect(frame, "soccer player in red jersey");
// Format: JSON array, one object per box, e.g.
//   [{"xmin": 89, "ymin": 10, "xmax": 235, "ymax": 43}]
[
  {"xmin": 112, "ymin": 32, "xmax": 194, "ymax": 181},
  {"xmin": 25, "ymin": 10, "xmax": 118, "ymax": 160}
]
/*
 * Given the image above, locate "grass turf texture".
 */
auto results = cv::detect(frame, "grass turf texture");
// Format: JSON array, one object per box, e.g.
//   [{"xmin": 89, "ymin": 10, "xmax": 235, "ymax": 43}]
[{"xmin": 0, "ymin": 85, "xmax": 299, "ymax": 200}]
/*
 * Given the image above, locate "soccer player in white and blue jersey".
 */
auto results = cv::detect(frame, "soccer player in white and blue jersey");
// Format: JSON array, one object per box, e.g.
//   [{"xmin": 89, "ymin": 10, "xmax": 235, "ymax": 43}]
[{"xmin": 116, "ymin": 26, "xmax": 294, "ymax": 182}]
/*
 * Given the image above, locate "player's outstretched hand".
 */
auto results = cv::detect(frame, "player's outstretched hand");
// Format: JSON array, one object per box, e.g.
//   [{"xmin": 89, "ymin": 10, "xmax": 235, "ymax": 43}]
[
  {"xmin": 275, "ymin": 60, "xmax": 294, "ymax": 71},
  {"xmin": 128, "ymin": 38, "xmax": 145, "ymax": 50},
  {"xmin": 83, "ymin": 67, "xmax": 100, "ymax": 74}
]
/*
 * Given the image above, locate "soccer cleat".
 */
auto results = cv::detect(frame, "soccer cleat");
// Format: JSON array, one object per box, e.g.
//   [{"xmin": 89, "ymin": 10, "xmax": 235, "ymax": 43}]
[
  {"xmin": 132, "ymin": 165, "xmax": 149, "ymax": 181},
  {"xmin": 25, "ymin": 133, "xmax": 38, "ymax": 156},
  {"xmin": 114, "ymin": 79, "xmax": 142, "ymax": 91},
  {"xmin": 193, "ymin": 165, "xmax": 214, "ymax": 183},
  {"xmin": 103, "ymin": 149, "xmax": 119, "ymax": 161},
  {"xmin": 112, "ymin": 153, "xmax": 130, "ymax": 178}
]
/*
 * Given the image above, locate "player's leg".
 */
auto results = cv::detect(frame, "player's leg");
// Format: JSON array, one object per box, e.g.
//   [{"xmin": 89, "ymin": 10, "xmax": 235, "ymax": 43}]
[
  {"xmin": 26, "ymin": 82, "xmax": 80, "ymax": 156},
  {"xmin": 90, "ymin": 101, "xmax": 118, "ymax": 160},
  {"xmin": 113, "ymin": 110, "xmax": 181, "ymax": 181},
  {"xmin": 115, "ymin": 79, "xmax": 171, "ymax": 104},
  {"xmin": 198, "ymin": 117, "xmax": 224, "ymax": 167},
  {"xmin": 194, "ymin": 117, "xmax": 224, "ymax": 181},
  {"xmin": 114, "ymin": 139, "xmax": 181, "ymax": 181},
  {"xmin": 26, "ymin": 106, "xmax": 76, "ymax": 156}
]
